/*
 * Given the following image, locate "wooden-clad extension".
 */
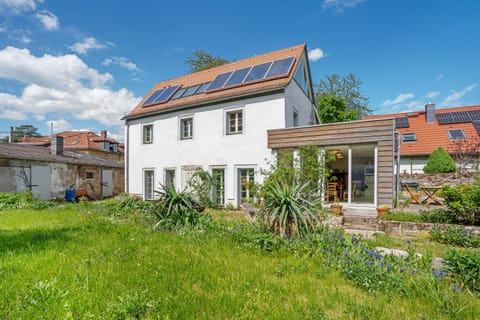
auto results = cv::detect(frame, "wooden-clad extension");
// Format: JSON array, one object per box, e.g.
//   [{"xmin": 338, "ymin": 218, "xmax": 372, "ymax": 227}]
[{"xmin": 268, "ymin": 119, "xmax": 396, "ymax": 207}]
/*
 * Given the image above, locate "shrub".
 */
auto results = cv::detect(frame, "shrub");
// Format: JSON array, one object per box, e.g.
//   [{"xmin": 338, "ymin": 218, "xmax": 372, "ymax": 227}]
[
  {"xmin": 420, "ymin": 209, "xmax": 456, "ymax": 224},
  {"xmin": 261, "ymin": 179, "xmax": 322, "ymax": 238},
  {"xmin": 152, "ymin": 184, "xmax": 204, "ymax": 229},
  {"xmin": 441, "ymin": 183, "xmax": 480, "ymax": 225},
  {"xmin": 423, "ymin": 147, "xmax": 456, "ymax": 173},
  {"xmin": 444, "ymin": 249, "xmax": 480, "ymax": 293},
  {"xmin": 0, "ymin": 191, "xmax": 54, "ymax": 210},
  {"xmin": 110, "ymin": 195, "xmax": 153, "ymax": 218},
  {"xmin": 381, "ymin": 212, "xmax": 423, "ymax": 222},
  {"xmin": 430, "ymin": 226, "xmax": 480, "ymax": 248}
]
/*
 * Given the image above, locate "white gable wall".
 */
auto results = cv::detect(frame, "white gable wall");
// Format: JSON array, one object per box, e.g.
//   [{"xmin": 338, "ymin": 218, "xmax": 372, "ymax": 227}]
[
  {"xmin": 284, "ymin": 79, "xmax": 316, "ymax": 127},
  {"xmin": 126, "ymin": 92, "xmax": 291, "ymax": 205}
]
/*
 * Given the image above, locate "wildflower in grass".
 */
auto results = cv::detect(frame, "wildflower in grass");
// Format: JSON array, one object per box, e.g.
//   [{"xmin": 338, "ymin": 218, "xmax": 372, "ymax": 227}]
[
  {"xmin": 406, "ymin": 239, "xmax": 412, "ymax": 245},
  {"xmin": 400, "ymin": 268, "xmax": 405, "ymax": 273},
  {"xmin": 432, "ymin": 268, "xmax": 447, "ymax": 281},
  {"xmin": 452, "ymin": 284, "xmax": 461, "ymax": 293},
  {"xmin": 411, "ymin": 269, "xmax": 416, "ymax": 275}
]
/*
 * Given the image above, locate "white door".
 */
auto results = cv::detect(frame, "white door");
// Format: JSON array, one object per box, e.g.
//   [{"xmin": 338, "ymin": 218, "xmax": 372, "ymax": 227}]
[
  {"xmin": 31, "ymin": 165, "xmax": 51, "ymax": 200},
  {"xmin": 102, "ymin": 169, "xmax": 113, "ymax": 198}
]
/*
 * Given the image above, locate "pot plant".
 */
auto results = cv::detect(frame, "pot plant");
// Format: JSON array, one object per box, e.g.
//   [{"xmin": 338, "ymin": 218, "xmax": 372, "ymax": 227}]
[
  {"xmin": 376, "ymin": 205, "xmax": 389, "ymax": 217},
  {"xmin": 330, "ymin": 203, "xmax": 343, "ymax": 216}
]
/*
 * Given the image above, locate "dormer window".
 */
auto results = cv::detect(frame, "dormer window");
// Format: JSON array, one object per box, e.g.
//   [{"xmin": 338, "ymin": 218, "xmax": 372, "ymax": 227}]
[
  {"xmin": 402, "ymin": 133, "xmax": 417, "ymax": 142},
  {"xmin": 103, "ymin": 141, "xmax": 110, "ymax": 150},
  {"xmin": 448, "ymin": 129, "xmax": 466, "ymax": 140},
  {"xmin": 110, "ymin": 143, "xmax": 118, "ymax": 152}
]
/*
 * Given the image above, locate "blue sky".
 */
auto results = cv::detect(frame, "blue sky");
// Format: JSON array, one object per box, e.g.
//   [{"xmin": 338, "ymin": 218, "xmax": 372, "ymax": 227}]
[{"xmin": 0, "ymin": 0, "xmax": 479, "ymax": 141}]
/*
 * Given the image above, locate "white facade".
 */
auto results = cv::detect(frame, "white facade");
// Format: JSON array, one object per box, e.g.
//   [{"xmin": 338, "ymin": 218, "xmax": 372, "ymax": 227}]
[{"xmin": 125, "ymin": 79, "xmax": 315, "ymax": 206}]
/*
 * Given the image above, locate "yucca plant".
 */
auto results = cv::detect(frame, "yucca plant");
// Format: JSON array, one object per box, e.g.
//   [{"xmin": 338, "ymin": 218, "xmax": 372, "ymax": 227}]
[
  {"xmin": 152, "ymin": 184, "xmax": 202, "ymax": 229},
  {"xmin": 261, "ymin": 179, "xmax": 322, "ymax": 238}
]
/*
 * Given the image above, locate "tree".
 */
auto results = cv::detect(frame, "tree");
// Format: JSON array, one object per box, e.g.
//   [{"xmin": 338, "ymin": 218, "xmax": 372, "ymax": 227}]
[
  {"xmin": 1, "ymin": 124, "xmax": 41, "ymax": 142},
  {"xmin": 423, "ymin": 147, "xmax": 457, "ymax": 173},
  {"xmin": 315, "ymin": 73, "xmax": 371, "ymax": 120},
  {"xmin": 316, "ymin": 96, "xmax": 357, "ymax": 124},
  {"xmin": 185, "ymin": 50, "xmax": 229, "ymax": 73},
  {"xmin": 448, "ymin": 138, "xmax": 480, "ymax": 173}
]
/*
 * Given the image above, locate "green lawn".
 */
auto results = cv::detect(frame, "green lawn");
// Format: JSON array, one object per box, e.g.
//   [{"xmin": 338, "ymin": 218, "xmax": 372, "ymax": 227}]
[{"xmin": 0, "ymin": 205, "xmax": 479, "ymax": 319}]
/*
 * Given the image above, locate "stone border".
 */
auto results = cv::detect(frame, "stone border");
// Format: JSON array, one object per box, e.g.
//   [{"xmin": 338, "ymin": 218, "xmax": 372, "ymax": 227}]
[{"xmin": 378, "ymin": 220, "xmax": 480, "ymax": 237}]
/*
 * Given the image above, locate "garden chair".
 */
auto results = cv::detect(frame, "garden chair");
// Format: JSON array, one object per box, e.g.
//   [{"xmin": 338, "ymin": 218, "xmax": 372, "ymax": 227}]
[
  {"xmin": 402, "ymin": 183, "xmax": 423, "ymax": 205},
  {"xmin": 326, "ymin": 182, "xmax": 339, "ymax": 203}
]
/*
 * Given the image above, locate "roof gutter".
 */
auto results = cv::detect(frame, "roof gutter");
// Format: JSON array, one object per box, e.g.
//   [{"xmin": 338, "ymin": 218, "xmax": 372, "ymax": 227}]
[{"xmin": 123, "ymin": 87, "xmax": 285, "ymax": 122}]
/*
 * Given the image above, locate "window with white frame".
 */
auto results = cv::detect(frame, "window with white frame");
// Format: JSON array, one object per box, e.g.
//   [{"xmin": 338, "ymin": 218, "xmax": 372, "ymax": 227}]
[
  {"xmin": 180, "ymin": 117, "xmax": 193, "ymax": 140},
  {"xmin": 144, "ymin": 169, "xmax": 155, "ymax": 200},
  {"xmin": 402, "ymin": 133, "xmax": 417, "ymax": 142},
  {"xmin": 448, "ymin": 129, "xmax": 466, "ymax": 140},
  {"xmin": 143, "ymin": 125, "xmax": 153, "ymax": 144},
  {"xmin": 226, "ymin": 109, "xmax": 243, "ymax": 135}
]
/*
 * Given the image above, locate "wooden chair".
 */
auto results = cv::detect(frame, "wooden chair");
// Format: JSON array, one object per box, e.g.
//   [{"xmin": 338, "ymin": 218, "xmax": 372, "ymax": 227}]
[
  {"xmin": 402, "ymin": 183, "xmax": 423, "ymax": 205},
  {"xmin": 326, "ymin": 182, "xmax": 339, "ymax": 203}
]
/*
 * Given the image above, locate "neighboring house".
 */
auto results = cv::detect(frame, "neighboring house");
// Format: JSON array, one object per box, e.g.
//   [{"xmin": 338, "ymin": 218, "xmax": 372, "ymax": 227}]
[
  {"xmin": 21, "ymin": 130, "xmax": 124, "ymax": 161},
  {"xmin": 123, "ymin": 44, "xmax": 318, "ymax": 205},
  {"xmin": 364, "ymin": 104, "xmax": 480, "ymax": 174},
  {"xmin": 0, "ymin": 136, "xmax": 124, "ymax": 200}
]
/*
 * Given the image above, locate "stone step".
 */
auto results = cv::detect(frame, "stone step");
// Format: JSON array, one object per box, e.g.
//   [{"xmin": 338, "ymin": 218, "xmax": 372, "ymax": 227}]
[
  {"xmin": 342, "ymin": 215, "xmax": 379, "ymax": 231},
  {"xmin": 344, "ymin": 229, "xmax": 385, "ymax": 238}
]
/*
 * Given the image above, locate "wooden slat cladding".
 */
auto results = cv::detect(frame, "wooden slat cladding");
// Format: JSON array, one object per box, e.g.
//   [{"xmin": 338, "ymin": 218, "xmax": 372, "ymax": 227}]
[
  {"xmin": 268, "ymin": 119, "xmax": 395, "ymax": 148},
  {"xmin": 268, "ymin": 119, "xmax": 395, "ymax": 206}
]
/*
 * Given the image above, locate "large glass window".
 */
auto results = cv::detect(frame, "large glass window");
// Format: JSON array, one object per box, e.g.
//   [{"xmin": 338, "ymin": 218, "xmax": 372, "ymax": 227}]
[
  {"xmin": 143, "ymin": 125, "xmax": 153, "ymax": 144},
  {"xmin": 164, "ymin": 169, "xmax": 175, "ymax": 187},
  {"xmin": 144, "ymin": 170, "xmax": 154, "ymax": 200},
  {"xmin": 238, "ymin": 168, "xmax": 254, "ymax": 203},
  {"xmin": 227, "ymin": 110, "xmax": 243, "ymax": 135}
]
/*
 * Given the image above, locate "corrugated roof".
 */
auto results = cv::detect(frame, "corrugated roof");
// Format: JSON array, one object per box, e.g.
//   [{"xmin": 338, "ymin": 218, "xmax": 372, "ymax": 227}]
[
  {"xmin": 124, "ymin": 44, "xmax": 307, "ymax": 120},
  {"xmin": 364, "ymin": 104, "xmax": 480, "ymax": 155},
  {"xmin": 0, "ymin": 143, "xmax": 123, "ymax": 168}
]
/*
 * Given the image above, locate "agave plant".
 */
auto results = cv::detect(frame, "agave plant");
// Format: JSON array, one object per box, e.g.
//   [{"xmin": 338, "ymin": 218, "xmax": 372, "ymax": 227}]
[
  {"xmin": 261, "ymin": 179, "xmax": 321, "ymax": 238},
  {"xmin": 152, "ymin": 184, "xmax": 202, "ymax": 229}
]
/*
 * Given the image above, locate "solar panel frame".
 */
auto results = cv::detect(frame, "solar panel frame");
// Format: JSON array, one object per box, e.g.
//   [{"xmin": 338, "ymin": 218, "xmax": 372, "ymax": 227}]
[
  {"xmin": 171, "ymin": 87, "xmax": 187, "ymax": 100},
  {"xmin": 182, "ymin": 84, "xmax": 201, "ymax": 97},
  {"xmin": 195, "ymin": 82, "xmax": 211, "ymax": 94},
  {"xmin": 265, "ymin": 56, "xmax": 295, "ymax": 78},
  {"xmin": 207, "ymin": 72, "xmax": 234, "ymax": 92},
  {"xmin": 243, "ymin": 62, "xmax": 272, "ymax": 83},
  {"xmin": 153, "ymin": 85, "xmax": 180, "ymax": 103},
  {"xmin": 395, "ymin": 117, "xmax": 410, "ymax": 128},
  {"xmin": 142, "ymin": 88, "xmax": 166, "ymax": 106},
  {"xmin": 224, "ymin": 67, "xmax": 251, "ymax": 87},
  {"xmin": 436, "ymin": 112, "xmax": 455, "ymax": 124}
]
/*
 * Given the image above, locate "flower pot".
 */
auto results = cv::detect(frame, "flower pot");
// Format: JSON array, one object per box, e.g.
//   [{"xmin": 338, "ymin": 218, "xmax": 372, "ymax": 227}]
[
  {"xmin": 331, "ymin": 204, "xmax": 343, "ymax": 216},
  {"xmin": 376, "ymin": 207, "xmax": 389, "ymax": 217}
]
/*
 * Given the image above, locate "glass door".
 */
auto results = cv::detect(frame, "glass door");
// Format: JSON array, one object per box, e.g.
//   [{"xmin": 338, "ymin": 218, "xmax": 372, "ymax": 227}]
[{"xmin": 350, "ymin": 144, "xmax": 376, "ymax": 204}]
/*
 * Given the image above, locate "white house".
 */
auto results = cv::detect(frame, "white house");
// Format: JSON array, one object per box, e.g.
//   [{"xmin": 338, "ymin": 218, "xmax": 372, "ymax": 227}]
[{"xmin": 123, "ymin": 44, "xmax": 318, "ymax": 206}]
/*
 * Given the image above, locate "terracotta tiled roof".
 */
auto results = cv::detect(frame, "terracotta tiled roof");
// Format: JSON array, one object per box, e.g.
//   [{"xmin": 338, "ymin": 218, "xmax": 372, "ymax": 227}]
[
  {"xmin": 21, "ymin": 131, "xmax": 123, "ymax": 154},
  {"xmin": 124, "ymin": 44, "xmax": 307, "ymax": 119},
  {"xmin": 364, "ymin": 105, "xmax": 480, "ymax": 155}
]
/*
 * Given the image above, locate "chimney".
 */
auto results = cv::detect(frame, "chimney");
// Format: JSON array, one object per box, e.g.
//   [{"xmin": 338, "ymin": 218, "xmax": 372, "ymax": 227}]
[
  {"xmin": 101, "ymin": 130, "xmax": 107, "ymax": 139},
  {"xmin": 9, "ymin": 126, "xmax": 13, "ymax": 143},
  {"xmin": 51, "ymin": 135, "xmax": 64, "ymax": 155},
  {"xmin": 425, "ymin": 103, "xmax": 435, "ymax": 123}
]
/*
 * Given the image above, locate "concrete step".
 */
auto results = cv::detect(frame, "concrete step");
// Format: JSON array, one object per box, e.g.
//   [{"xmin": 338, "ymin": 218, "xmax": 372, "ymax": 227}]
[
  {"xmin": 344, "ymin": 229, "xmax": 385, "ymax": 238},
  {"xmin": 342, "ymin": 215, "xmax": 379, "ymax": 231}
]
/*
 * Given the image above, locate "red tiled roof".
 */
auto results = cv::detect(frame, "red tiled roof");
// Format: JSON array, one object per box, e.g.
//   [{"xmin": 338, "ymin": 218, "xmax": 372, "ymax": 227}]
[
  {"xmin": 21, "ymin": 131, "xmax": 123, "ymax": 154},
  {"xmin": 124, "ymin": 44, "xmax": 307, "ymax": 119},
  {"xmin": 364, "ymin": 105, "xmax": 480, "ymax": 155}
]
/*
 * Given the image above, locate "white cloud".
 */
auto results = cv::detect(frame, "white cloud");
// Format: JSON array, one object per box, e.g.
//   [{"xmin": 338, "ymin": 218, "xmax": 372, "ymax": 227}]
[
  {"xmin": 69, "ymin": 37, "xmax": 113, "ymax": 55},
  {"xmin": 34, "ymin": 10, "xmax": 59, "ymax": 31},
  {"xmin": 102, "ymin": 56, "xmax": 139, "ymax": 71},
  {"xmin": 46, "ymin": 119, "xmax": 71, "ymax": 132},
  {"xmin": 440, "ymin": 84, "xmax": 477, "ymax": 107},
  {"xmin": 19, "ymin": 34, "xmax": 31, "ymax": 43},
  {"xmin": 307, "ymin": 48, "xmax": 325, "ymax": 61},
  {"xmin": 426, "ymin": 91, "xmax": 440, "ymax": 99},
  {"xmin": 437, "ymin": 74, "xmax": 444, "ymax": 80},
  {"xmin": 0, "ymin": 0, "xmax": 42, "ymax": 13},
  {"xmin": 381, "ymin": 93, "xmax": 414, "ymax": 107},
  {"xmin": 0, "ymin": 46, "xmax": 141, "ymax": 128},
  {"xmin": 322, "ymin": 0, "xmax": 365, "ymax": 13}
]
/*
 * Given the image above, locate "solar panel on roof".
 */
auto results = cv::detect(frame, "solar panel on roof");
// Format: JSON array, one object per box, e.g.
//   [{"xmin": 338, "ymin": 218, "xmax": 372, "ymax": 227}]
[
  {"xmin": 244, "ymin": 62, "xmax": 272, "ymax": 83},
  {"xmin": 436, "ymin": 113, "xmax": 455, "ymax": 124},
  {"xmin": 196, "ymin": 82, "xmax": 211, "ymax": 94},
  {"xmin": 473, "ymin": 120, "xmax": 480, "ymax": 135},
  {"xmin": 224, "ymin": 67, "xmax": 251, "ymax": 87},
  {"xmin": 153, "ymin": 85, "xmax": 180, "ymax": 103},
  {"xmin": 207, "ymin": 72, "xmax": 233, "ymax": 91},
  {"xmin": 265, "ymin": 56, "xmax": 295, "ymax": 78},
  {"xmin": 469, "ymin": 110, "xmax": 480, "ymax": 121},
  {"xmin": 395, "ymin": 117, "xmax": 410, "ymax": 128},
  {"xmin": 183, "ymin": 84, "xmax": 201, "ymax": 97},
  {"xmin": 142, "ymin": 88, "xmax": 165, "ymax": 106},
  {"xmin": 171, "ymin": 87, "xmax": 187, "ymax": 100}
]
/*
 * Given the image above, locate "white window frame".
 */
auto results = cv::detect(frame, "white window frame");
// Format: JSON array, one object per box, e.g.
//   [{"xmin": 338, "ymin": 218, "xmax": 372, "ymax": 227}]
[
  {"xmin": 143, "ymin": 169, "xmax": 155, "ymax": 201},
  {"xmin": 402, "ymin": 132, "xmax": 417, "ymax": 142},
  {"xmin": 447, "ymin": 129, "xmax": 466, "ymax": 140},
  {"xmin": 225, "ymin": 108, "xmax": 244, "ymax": 135},
  {"xmin": 179, "ymin": 115, "xmax": 194, "ymax": 140},
  {"xmin": 143, "ymin": 124, "xmax": 153, "ymax": 144},
  {"xmin": 164, "ymin": 168, "xmax": 176, "ymax": 187}
]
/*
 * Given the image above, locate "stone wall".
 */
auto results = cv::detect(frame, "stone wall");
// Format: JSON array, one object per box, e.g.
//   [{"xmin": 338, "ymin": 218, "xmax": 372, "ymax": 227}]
[
  {"xmin": 379, "ymin": 220, "xmax": 480, "ymax": 237},
  {"xmin": 400, "ymin": 172, "xmax": 476, "ymax": 186}
]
